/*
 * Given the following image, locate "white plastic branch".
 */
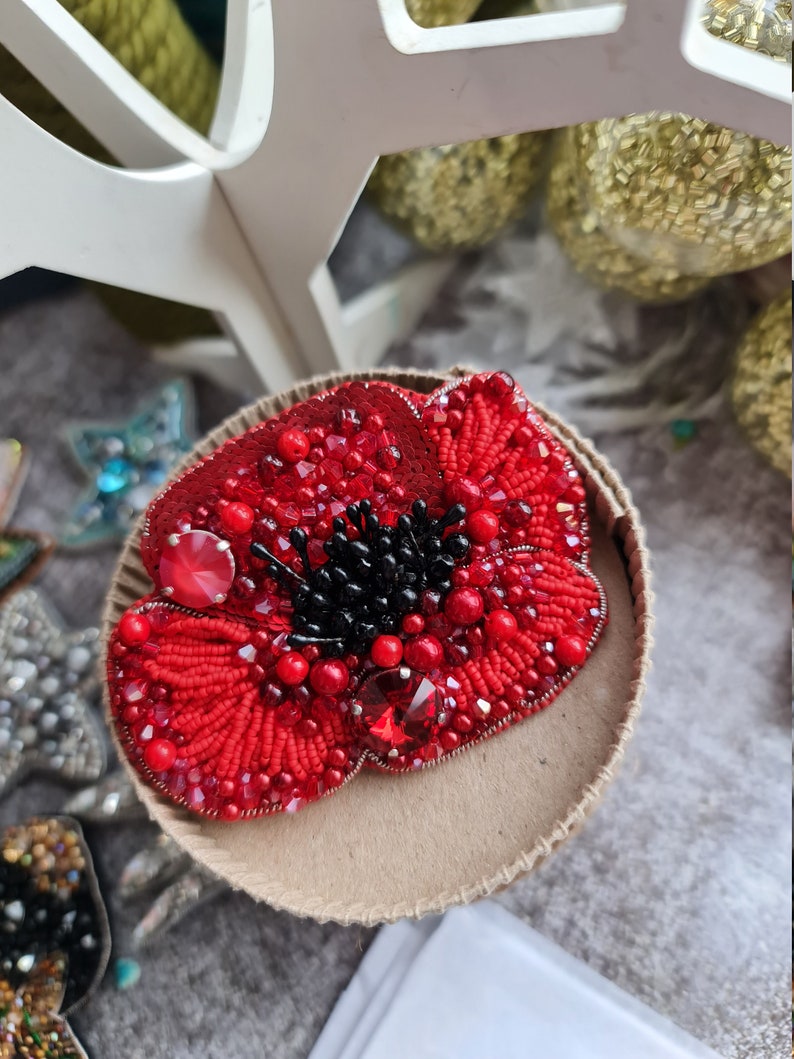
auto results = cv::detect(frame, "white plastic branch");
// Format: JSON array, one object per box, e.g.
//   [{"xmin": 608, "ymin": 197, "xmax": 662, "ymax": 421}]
[{"xmin": 0, "ymin": 0, "xmax": 789, "ymax": 391}]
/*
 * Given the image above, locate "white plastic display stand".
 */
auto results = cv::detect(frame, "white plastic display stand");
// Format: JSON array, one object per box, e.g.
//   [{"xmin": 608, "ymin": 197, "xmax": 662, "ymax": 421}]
[{"xmin": 0, "ymin": 0, "xmax": 790, "ymax": 392}]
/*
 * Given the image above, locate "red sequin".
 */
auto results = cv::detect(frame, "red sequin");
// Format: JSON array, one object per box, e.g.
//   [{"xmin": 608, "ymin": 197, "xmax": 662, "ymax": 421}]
[{"xmin": 108, "ymin": 374, "xmax": 607, "ymax": 819}]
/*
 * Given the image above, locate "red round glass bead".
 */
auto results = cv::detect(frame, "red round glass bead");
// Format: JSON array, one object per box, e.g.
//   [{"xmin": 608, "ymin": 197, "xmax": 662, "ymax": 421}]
[
  {"xmin": 466, "ymin": 509, "xmax": 499, "ymax": 543},
  {"xmin": 363, "ymin": 413, "xmax": 384, "ymax": 432},
  {"xmin": 536, "ymin": 654, "xmax": 559, "ymax": 676},
  {"xmin": 310, "ymin": 659, "xmax": 349, "ymax": 695},
  {"xmin": 439, "ymin": 729, "xmax": 461, "ymax": 751},
  {"xmin": 343, "ymin": 451, "xmax": 364, "ymax": 472},
  {"xmin": 401, "ymin": 613, "xmax": 425, "ymax": 635},
  {"xmin": 276, "ymin": 651, "xmax": 310, "ymax": 686},
  {"xmin": 484, "ymin": 609, "xmax": 518, "ymax": 640},
  {"xmin": 143, "ymin": 738, "xmax": 177, "ymax": 772},
  {"xmin": 555, "ymin": 635, "xmax": 588, "ymax": 668},
  {"xmin": 353, "ymin": 667, "xmax": 444, "ymax": 755},
  {"xmin": 487, "ymin": 371, "xmax": 515, "ymax": 398},
  {"xmin": 277, "ymin": 428, "xmax": 310, "ymax": 463},
  {"xmin": 220, "ymin": 501, "xmax": 255, "ymax": 535},
  {"xmin": 328, "ymin": 747, "xmax": 348, "ymax": 768},
  {"xmin": 403, "ymin": 634, "xmax": 444, "ymax": 672},
  {"xmin": 158, "ymin": 530, "xmax": 235, "ymax": 609},
  {"xmin": 444, "ymin": 587, "xmax": 484, "ymax": 626},
  {"xmin": 222, "ymin": 804, "xmax": 241, "ymax": 821},
  {"xmin": 324, "ymin": 767, "xmax": 345, "ymax": 787},
  {"xmin": 118, "ymin": 611, "xmax": 151, "ymax": 646},
  {"xmin": 371, "ymin": 634, "xmax": 403, "ymax": 668}
]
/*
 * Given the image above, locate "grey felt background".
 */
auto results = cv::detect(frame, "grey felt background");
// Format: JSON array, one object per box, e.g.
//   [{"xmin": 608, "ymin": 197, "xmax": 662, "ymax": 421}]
[{"xmin": 0, "ymin": 239, "xmax": 789, "ymax": 1058}]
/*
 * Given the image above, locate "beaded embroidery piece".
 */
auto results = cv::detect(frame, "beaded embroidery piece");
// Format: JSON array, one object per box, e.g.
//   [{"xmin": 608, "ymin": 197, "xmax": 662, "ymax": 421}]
[
  {"xmin": 107, "ymin": 373, "xmax": 608, "ymax": 819},
  {"xmin": 0, "ymin": 589, "xmax": 106, "ymax": 800},
  {"xmin": 0, "ymin": 817, "xmax": 109, "ymax": 1059},
  {"xmin": 61, "ymin": 379, "xmax": 195, "ymax": 549}
]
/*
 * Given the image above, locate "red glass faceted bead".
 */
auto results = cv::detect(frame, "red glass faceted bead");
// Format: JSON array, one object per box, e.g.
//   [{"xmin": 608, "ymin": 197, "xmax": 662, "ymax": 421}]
[
  {"xmin": 158, "ymin": 530, "xmax": 235, "ymax": 609},
  {"xmin": 371, "ymin": 634, "xmax": 404, "ymax": 668},
  {"xmin": 276, "ymin": 651, "xmax": 310, "ymax": 686},
  {"xmin": 444, "ymin": 587, "xmax": 484, "ymax": 626},
  {"xmin": 502, "ymin": 500, "xmax": 533, "ymax": 527},
  {"xmin": 220, "ymin": 501, "xmax": 255, "ymax": 534},
  {"xmin": 310, "ymin": 659, "xmax": 349, "ymax": 695},
  {"xmin": 354, "ymin": 667, "xmax": 444, "ymax": 755},
  {"xmin": 276, "ymin": 428, "xmax": 310, "ymax": 463},
  {"xmin": 554, "ymin": 635, "xmax": 588, "ymax": 668},
  {"xmin": 118, "ymin": 611, "xmax": 151, "ymax": 646},
  {"xmin": 484, "ymin": 609, "xmax": 518, "ymax": 641},
  {"xmin": 444, "ymin": 476, "xmax": 483, "ymax": 510},
  {"xmin": 143, "ymin": 738, "xmax": 177, "ymax": 772},
  {"xmin": 403, "ymin": 633, "xmax": 444, "ymax": 672},
  {"xmin": 466, "ymin": 509, "xmax": 499, "ymax": 543}
]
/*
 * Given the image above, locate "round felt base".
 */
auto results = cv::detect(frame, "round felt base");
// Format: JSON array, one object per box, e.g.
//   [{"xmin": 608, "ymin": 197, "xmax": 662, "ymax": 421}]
[{"xmin": 103, "ymin": 369, "xmax": 651, "ymax": 925}]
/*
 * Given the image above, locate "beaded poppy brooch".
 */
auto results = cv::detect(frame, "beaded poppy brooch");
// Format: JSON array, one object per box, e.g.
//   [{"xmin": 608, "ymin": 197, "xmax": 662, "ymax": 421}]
[{"xmin": 107, "ymin": 373, "xmax": 607, "ymax": 819}]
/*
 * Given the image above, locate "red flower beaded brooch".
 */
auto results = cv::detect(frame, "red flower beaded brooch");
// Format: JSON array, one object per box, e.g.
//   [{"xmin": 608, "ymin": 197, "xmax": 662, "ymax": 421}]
[{"xmin": 107, "ymin": 373, "xmax": 607, "ymax": 819}]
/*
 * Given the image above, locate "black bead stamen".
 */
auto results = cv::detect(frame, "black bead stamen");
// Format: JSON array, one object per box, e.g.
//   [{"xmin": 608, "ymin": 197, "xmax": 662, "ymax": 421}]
[{"xmin": 250, "ymin": 499, "xmax": 469, "ymax": 657}]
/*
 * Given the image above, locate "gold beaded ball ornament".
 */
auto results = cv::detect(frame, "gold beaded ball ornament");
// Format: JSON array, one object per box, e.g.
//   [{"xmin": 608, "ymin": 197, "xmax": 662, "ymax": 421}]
[
  {"xmin": 547, "ymin": 115, "xmax": 791, "ymax": 302},
  {"xmin": 367, "ymin": 0, "xmax": 549, "ymax": 252},
  {"xmin": 703, "ymin": 0, "xmax": 792, "ymax": 63},
  {"xmin": 731, "ymin": 290, "xmax": 792, "ymax": 477},
  {"xmin": 368, "ymin": 133, "xmax": 549, "ymax": 252}
]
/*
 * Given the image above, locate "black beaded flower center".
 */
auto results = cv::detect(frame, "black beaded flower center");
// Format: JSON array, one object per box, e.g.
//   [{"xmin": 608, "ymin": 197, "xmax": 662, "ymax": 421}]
[{"xmin": 251, "ymin": 499, "xmax": 469, "ymax": 658}]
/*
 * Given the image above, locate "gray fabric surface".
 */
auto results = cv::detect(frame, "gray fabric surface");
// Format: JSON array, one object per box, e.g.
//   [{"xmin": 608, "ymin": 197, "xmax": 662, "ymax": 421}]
[{"xmin": 0, "ymin": 268, "xmax": 788, "ymax": 1059}]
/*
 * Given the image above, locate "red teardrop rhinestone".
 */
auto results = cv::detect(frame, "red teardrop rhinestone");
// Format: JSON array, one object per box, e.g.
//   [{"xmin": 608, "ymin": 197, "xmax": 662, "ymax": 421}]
[
  {"xmin": 353, "ymin": 667, "xmax": 445, "ymax": 756},
  {"xmin": 157, "ymin": 530, "xmax": 235, "ymax": 609}
]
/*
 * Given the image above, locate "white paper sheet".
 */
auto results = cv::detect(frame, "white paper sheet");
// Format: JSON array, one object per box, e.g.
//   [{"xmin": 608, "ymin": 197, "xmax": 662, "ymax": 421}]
[{"xmin": 310, "ymin": 903, "xmax": 725, "ymax": 1059}]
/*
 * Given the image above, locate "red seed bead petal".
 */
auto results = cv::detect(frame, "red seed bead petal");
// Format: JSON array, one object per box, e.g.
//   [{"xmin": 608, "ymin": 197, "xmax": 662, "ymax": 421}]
[
  {"xmin": 484, "ymin": 609, "xmax": 518, "ymax": 641},
  {"xmin": 555, "ymin": 635, "xmax": 588, "ymax": 668},
  {"xmin": 444, "ymin": 587, "xmax": 484, "ymax": 626},
  {"xmin": 143, "ymin": 738, "xmax": 177, "ymax": 772},
  {"xmin": 277, "ymin": 427, "xmax": 310, "ymax": 463},
  {"xmin": 220, "ymin": 501, "xmax": 255, "ymax": 535},
  {"xmin": 403, "ymin": 634, "xmax": 444, "ymax": 672},
  {"xmin": 276, "ymin": 652, "xmax": 310, "ymax": 686},
  {"xmin": 371, "ymin": 635, "xmax": 404, "ymax": 668},
  {"xmin": 466, "ymin": 509, "xmax": 500, "ymax": 543},
  {"xmin": 118, "ymin": 612, "xmax": 151, "ymax": 646},
  {"xmin": 310, "ymin": 659, "xmax": 349, "ymax": 695}
]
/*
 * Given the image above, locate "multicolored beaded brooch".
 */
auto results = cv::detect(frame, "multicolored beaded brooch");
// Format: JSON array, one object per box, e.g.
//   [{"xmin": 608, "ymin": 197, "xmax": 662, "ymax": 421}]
[{"xmin": 106, "ymin": 373, "xmax": 607, "ymax": 819}]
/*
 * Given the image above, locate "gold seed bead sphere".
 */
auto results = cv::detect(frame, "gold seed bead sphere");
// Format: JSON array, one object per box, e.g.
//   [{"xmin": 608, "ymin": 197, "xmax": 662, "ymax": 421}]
[
  {"xmin": 546, "ymin": 127, "xmax": 710, "ymax": 302},
  {"xmin": 563, "ymin": 114, "xmax": 791, "ymax": 279},
  {"xmin": 368, "ymin": 133, "xmax": 549, "ymax": 252},
  {"xmin": 731, "ymin": 291, "xmax": 792, "ymax": 477}
]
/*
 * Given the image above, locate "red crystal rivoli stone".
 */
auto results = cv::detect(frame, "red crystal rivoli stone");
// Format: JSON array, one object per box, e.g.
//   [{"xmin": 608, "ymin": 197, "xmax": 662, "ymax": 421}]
[
  {"xmin": 157, "ymin": 530, "xmax": 236, "ymax": 609},
  {"xmin": 354, "ymin": 667, "xmax": 444, "ymax": 756}
]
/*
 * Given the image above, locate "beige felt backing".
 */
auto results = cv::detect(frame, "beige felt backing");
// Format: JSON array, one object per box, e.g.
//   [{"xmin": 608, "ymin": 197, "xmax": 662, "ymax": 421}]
[{"xmin": 103, "ymin": 369, "xmax": 652, "ymax": 926}]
